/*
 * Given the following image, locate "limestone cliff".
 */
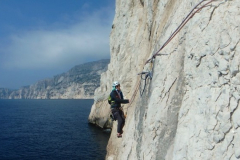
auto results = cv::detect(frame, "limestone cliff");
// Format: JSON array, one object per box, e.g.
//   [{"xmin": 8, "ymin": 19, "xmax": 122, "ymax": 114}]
[
  {"xmin": 0, "ymin": 59, "xmax": 109, "ymax": 99},
  {"xmin": 89, "ymin": 0, "xmax": 240, "ymax": 159},
  {"xmin": 0, "ymin": 88, "xmax": 13, "ymax": 99}
]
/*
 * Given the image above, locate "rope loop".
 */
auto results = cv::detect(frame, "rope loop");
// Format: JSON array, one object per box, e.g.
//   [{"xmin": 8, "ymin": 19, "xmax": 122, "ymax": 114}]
[{"xmin": 138, "ymin": 71, "xmax": 152, "ymax": 96}]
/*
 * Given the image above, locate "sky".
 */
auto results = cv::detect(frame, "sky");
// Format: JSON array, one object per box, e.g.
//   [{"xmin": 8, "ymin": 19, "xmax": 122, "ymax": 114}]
[{"xmin": 0, "ymin": 0, "xmax": 115, "ymax": 89}]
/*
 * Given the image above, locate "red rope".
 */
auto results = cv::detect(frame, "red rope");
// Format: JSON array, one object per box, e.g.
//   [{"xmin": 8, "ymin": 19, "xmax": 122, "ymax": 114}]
[{"xmin": 145, "ymin": 0, "xmax": 216, "ymax": 64}]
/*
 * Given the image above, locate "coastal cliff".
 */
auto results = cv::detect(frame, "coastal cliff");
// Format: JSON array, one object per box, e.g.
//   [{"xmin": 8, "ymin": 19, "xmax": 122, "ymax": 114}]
[
  {"xmin": 0, "ymin": 59, "xmax": 109, "ymax": 99},
  {"xmin": 89, "ymin": 0, "xmax": 240, "ymax": 159}
]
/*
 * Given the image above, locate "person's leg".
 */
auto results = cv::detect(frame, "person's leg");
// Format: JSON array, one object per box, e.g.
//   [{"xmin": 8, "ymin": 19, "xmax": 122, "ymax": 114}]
[
  {"xmin": 120, "ymin": 110, "xmax": 125, "ymax": 132},
  {"xmin": 114, "ymin": 111, "xmax": 124, "ymax": 136}
]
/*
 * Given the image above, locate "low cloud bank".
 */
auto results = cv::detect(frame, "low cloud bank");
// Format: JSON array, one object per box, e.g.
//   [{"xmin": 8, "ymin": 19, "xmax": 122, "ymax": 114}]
[{"xmin": 1, "ymin": 7, "xmax": 113, "ymax": 70}]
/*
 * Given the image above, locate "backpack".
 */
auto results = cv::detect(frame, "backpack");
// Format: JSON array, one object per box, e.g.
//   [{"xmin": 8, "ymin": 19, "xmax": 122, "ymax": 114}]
[
  {"xmin": 108, "ymin": 95, "xmax": 114, "ymax": 105},
  {"xmin": 108, "ymin": 90, "xmax": 117, "ymax": 105}
]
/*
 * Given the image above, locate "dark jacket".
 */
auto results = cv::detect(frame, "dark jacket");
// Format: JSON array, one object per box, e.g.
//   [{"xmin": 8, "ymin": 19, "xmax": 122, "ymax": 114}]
[{"xmin": 110, "ymin": 89, "xmax": 129, "ymax": 108}]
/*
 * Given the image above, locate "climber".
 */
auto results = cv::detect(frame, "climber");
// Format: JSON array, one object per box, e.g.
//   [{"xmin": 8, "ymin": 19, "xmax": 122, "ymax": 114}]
[{"xmin": 110, "ymin": 81, "xmax": 130, "ymax": 138}]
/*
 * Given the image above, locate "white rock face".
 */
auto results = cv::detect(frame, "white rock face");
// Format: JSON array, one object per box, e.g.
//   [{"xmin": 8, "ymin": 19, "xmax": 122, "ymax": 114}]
[{"xmin": 89, "ymin": 0, "xmax": 240, "ymax": 159}]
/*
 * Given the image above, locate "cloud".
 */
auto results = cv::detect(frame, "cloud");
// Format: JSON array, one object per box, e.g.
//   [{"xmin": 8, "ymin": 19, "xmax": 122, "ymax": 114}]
[{"xmin": 1, "ymin": 6, "xmax": 114, "ymax": 70}]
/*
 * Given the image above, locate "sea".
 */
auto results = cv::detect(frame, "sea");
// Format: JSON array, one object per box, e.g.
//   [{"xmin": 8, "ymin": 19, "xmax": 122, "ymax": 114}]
[{"xmin": 0, "ymin": 99, "xmax": 110, "ymax": 160}]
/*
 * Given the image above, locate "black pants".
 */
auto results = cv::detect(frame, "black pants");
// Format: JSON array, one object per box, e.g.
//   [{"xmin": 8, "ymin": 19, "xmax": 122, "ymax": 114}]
[{"xmin": 112, "ymin": 108, "xmax": 125, "ymax": 134}]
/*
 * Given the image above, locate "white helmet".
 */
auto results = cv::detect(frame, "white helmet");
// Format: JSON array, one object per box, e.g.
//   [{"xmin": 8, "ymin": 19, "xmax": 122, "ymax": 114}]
[{"xmin": 112, "ymin": 81, "xmax": 120, "ymax": 87}]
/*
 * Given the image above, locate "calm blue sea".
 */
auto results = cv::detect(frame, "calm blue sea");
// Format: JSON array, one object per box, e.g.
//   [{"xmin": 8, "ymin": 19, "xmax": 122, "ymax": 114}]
[{"xmin": 0, "ymin": 99, "xmax": 110, "ymax": 160}]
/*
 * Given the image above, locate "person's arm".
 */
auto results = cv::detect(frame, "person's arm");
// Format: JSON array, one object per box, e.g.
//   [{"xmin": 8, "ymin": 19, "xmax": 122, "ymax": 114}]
[{"xmin": 111, "ymin": 91, "xmax": 129, "ymax": 104}]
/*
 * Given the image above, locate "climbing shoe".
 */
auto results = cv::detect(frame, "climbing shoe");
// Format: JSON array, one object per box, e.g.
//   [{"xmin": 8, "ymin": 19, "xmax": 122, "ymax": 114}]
[{"xmin": 117, "ymin": 133, "xmax": 122, "ymax": 138}]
